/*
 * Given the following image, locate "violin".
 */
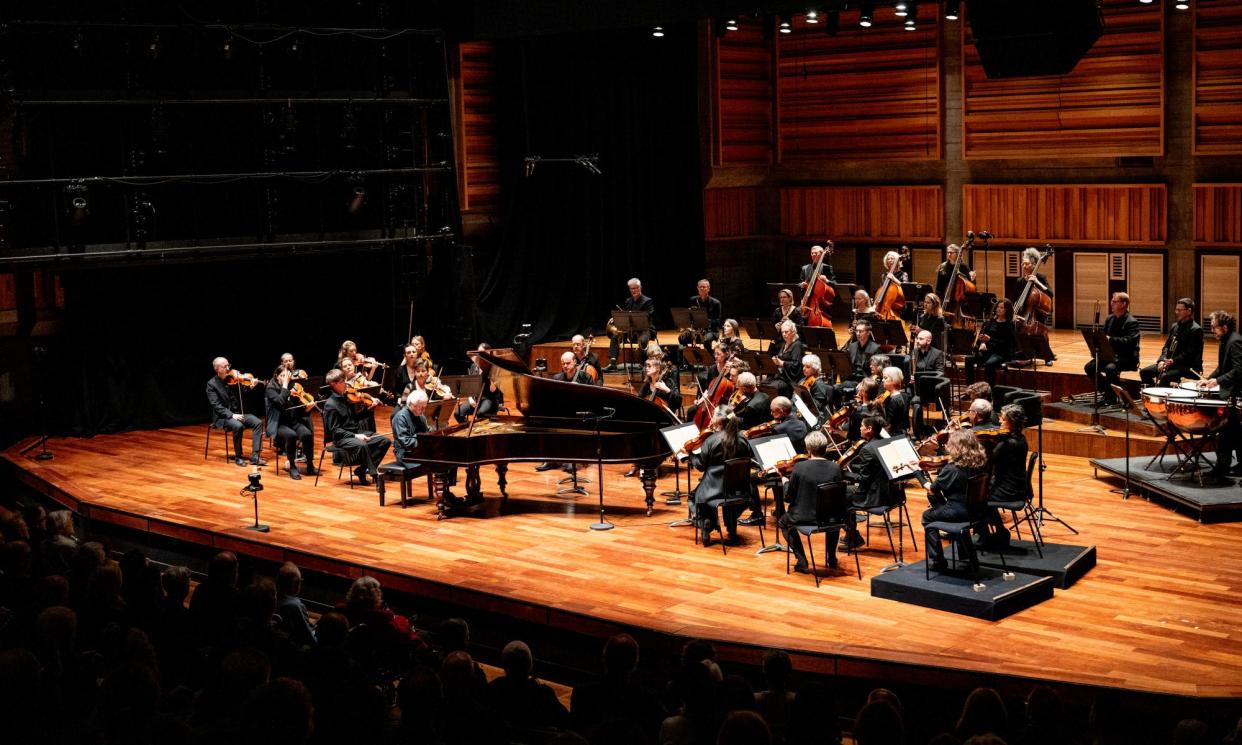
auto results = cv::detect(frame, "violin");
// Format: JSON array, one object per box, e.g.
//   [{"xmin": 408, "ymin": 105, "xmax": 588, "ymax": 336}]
[
  {"xmin": 798, "ymin": 240, "xmax": 835, "ymax": 328},
  {"xmin": 225, "ymin": 370, "xmax": 264, "ymax": 389},
  {"xmin": 355, "ymin": 354, "xmax": 389, "ymax": 371},
  {"xmin": 345, "ymin": 387, "xmax": 379, "ymax": 408},
  {"xmin": 682, "ymin": 427, "xmax": 712, "ymax": 454},
  {"xmin": 827, "ymin": 401, "xmax": 856, "ymax": 430},
  {"xmin": 744, "ymin": 419, "xmax": 777, "ymax": 439},
  {"xmin": 774, "ymin": 453, "xmax": 809, "ymax": 477},
  {"xmin": 837, "ymin": 439, "xmax": 866, "ymax": 469},
  {"xmin": 291, "ymin": 382, "xmax": 318, "ymax": 410},
  {"xmin": 874, "ymin": 246, "xmax": 910, "ymax": 322},
  {"xmin": 348, "ymin": 373, "xmax": 394, "ymax": 403}
]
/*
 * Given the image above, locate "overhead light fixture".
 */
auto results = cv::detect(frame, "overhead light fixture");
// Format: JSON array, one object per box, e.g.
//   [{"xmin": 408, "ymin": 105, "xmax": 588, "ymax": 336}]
[
  {"xmin": 895, "ymin": 2, "xmax": 909, "ymax": 17},
  {"xmin": 859, "ymin": 1, "xmax": 874, "ymax": 27},
  {"xmin": 1174, "ymin": 0, "xmax": 1190, "ymax": 9},
  {"xmin": 905, "ymin": 1, "xmax": 918, "ymax": 30},
  {"xmin": 725, "ymin": 18, "xmax": 739, "ymax": 31},
  {"xmin": 652, "ymin": 25, "xmax": 665, "ymax": 37},
  {"xmin": 945, "ymin": 0, "xmax": 961, "ymax": 20},
  {"xmin": 1139, "ymin": 0, "xmax": 1154, "ymax": 4},
  {"xmin": 779, "ymin": 15, "xmax": 792, "ymax": 33},
  {"xmin": 806, "ymin": 9, "xmax": 819, "ymax": 24},
  {"xmin": 64, "ymin": 184, "xmax": 89, "ymax": 227}
]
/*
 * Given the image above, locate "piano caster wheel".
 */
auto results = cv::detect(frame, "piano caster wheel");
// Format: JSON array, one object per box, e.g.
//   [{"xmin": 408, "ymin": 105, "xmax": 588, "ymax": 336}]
[{"xmin": 646, "ymin": 507, "xmax": 653, "ymax": 517}]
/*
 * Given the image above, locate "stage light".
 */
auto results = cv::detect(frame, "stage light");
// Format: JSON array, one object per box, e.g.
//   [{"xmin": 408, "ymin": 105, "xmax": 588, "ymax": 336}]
[
  {"xmin": 905, "ymin": 1, "xmax": 918, "ymax": 30},
  {"xmin": 726, "ymin": 18, "xmax": 739, "ymax": 31},
  {"xmin": 806, "ymin": 9, "xmax": 819, "ymax": 24},
  {"xmin": 945, "ymin": 0, "xmax": 961, "ymax": 20},
  {"xmin": 1139, "ymin": 0, "xmax": 1154, "ymax": 4},
  {"xmin": 779, "ymin": 15, "xmax": 792, "ymax": 33},
  {"xmin": 148, "ymin": 33, "xmax": 160, "ymax": 59},
  {"xmin": 347, "ymin": 175, "xmax": 367, "ymax": 216},
  {"xmin": 652, "ymin": 26, "xmax": 665, "ymax": 37},
  {"xmin": 1174, "ymin": 0, "xmax": 1190, "ymax": 9},
  {"xmin": 859, "ymin": 2, "xmax": 874, "ymax": 27},
  {"xmin": 222, "ymin": 36, "xmax": 233, "ymax": 59},
  {"xmin": 895, "ymin": 2, "xmax": 909, "ymax": 17},
  {"xmin": 64, "ymin": 184, "xmax": 89, "ymax": 226}
]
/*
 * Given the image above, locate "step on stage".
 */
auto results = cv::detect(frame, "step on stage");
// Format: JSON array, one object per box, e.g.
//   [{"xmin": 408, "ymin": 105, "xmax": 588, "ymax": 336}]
[
  {"xmin": 1091, "ymin": 455, "xmax": 1242, "ymax": 522},
  {"xmin": 4, "ymin": 429, "xmax": 1242, "ymax": 700}
]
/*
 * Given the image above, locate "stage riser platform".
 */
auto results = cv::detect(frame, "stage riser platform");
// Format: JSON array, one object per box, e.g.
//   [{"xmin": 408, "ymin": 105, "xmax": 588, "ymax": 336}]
[
  {"xmin": 975, "ymin": 541, "xmax": 1097, "ymax": 589},
  {"xmin": 1091, "ymin": 456, "xmax": 1242, "ymax": 523},
  {"xmin": 871, "ymin": 563, "xmax": 1056, "ymax": 620}
]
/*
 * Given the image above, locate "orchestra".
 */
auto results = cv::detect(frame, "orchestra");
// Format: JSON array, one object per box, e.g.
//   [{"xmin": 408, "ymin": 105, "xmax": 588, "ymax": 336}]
[{"xmin": 190, "ymin": 239, "xmax": 1242, "ymax": 578}]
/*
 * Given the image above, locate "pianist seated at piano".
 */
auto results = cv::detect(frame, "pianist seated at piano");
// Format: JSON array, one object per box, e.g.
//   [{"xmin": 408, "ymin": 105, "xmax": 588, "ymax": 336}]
[
  {"xmin": 392, "ymin": 390, "xmax": 430, "ymax": 462},
  {"xmin": 689, "ymin": 405, "xmax": 752, "ymax": 547}
]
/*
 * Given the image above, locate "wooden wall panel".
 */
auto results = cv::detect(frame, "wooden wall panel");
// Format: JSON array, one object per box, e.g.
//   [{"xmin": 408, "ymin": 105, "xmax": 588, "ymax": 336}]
[
  {"xmin": 963, "ymin": 0, "xmax": 1163, "ymax": 159},
  {"xmin": 780, "ymin": 186, "xmax": 944, "ymax": 243},
  {"xmin": 455, "ymin": 42, "xmax": 501, "ymax": 214},
  {"xmin": 962, "ymin": 184, "xmax": 1167, "ymax": 247},
  {"xmin": 776, "ymin": 9, "xmax": 940, "ymax": 161},
  {"xmin": 1194, "ymin": 0, "xmax": 1242, "ymax": 155},
  {"xmin": 713, "ymin": 23, "xmax": 775, "ymax": 165},
  {"xmin": 703, "ymin": 188, "xmax": 760, "ymax": 239},
  {"xmin": 1194, "ymin": 184, "xmax": 1242, "ymax": 247}
]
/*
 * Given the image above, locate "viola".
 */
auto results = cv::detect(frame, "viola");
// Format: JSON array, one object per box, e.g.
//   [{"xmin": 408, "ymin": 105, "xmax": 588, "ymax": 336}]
[
  {"xmin": 798, "ymin": 240, "xmax": 835, "ymax": 328},
  {"xmin": 225, "ymin": 370, "xmax": 264, "ymax": 389},
  {"xmin": 827, "ymin": 400, "xmax": 856, "ymax": 430},
  {"xmin": 345, "ymin": 387, "xmax": 379, "ymax": 408},
  {"xmin": 693, "ymin": 359, "xmax": 735, "ymax": 431},
  {"xmin": 744, "ymin": 419, "xmax": 777, "ymax": 439},
  {"xmin": 874, "ymin": 246, "xmax": 910, "ymax": 322},
  {"xmin": 291, "ymin": 382, "xmax": 318, "ymax": 410},
  {"xmin": 837, "ymin": 439, "xmax": 866, "ymax": 469},
  {"xmin": 774, "ymin": 453, "xmax": 809, "ymax": 477},
  {"xmin": 682, "ymin": 427, "xmax": 712, "ymax": 454}
]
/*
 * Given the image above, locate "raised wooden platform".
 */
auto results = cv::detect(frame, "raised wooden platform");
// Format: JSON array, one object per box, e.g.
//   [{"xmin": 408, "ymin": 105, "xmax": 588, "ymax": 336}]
[{"xmin": 4, "ymin": 427, "xmax": 1242, "ymax": 700}]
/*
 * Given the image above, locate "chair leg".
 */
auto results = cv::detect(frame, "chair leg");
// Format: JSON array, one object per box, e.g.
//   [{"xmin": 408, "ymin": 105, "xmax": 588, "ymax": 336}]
[
  {"xmin": 204, "ymin": 426, "xmax": 211, "ymax": 460},
  {"xmin": 901, "ymin": 502, "xmax": 918, "ymax": 551},
  {"xmin": 807, "ymin": 532, "xmax": 820, "ymax": 588},
  {"xmin": 882, "ymin": 513, "xmax": 898, "ymax": 563},
  {"xmin": 314, "ymin": 450, "xmax": 327, "ymax": 486},
  {"xmin": 1010, "ymin": 509, "xmax": 1022, "ymax": 541}
]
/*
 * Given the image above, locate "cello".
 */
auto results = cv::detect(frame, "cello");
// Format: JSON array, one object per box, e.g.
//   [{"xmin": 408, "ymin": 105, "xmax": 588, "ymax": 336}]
[
  {"xmin": 1014, "ymin": 246, "xmax": 1054, "ymax": 337},
  {"xmin": 692, "ymin": 357, "xmax": 735, "ymax": 431},
  {"xmin": 942, "ymin": 234, "xmax": 978, "ymax": 325},
  {"xmin": 874, "ymin": 246, "xmax": 910, "ymax": 322},
  {"xmin": 798, "ymin": 240, "xmax": 836, "ymax": 328}
]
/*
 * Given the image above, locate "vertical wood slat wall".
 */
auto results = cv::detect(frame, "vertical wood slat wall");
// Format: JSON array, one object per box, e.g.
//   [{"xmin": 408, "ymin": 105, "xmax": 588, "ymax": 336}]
[
  {"xmin": 703, "ymin": 188, "xmax": 760, "ymax": 239},
  {"xmin": 780, "ymin": 186, "xmax": 945, "ymax": 243},
  {"xmin": 962, "ymin": 0, "xmax": 1164, "ymax": 160},
  {"xmin": 711, "ymin": 24, "xmax": 774, "ymax": 165},
  {"xmin": 961, "ymin": 185, "xmax": 1167, "ymax": 247},
  {"xmin": 1194, "ymin": 0, "xmax": 1242, "ymax": 155},
  {"xmin": 454, "ymin": 41, "xmax": 501, "ymax": 214},
  {"xmin": 1194, "ymin": 184, "xmax": 1242, "ymax": 247}
]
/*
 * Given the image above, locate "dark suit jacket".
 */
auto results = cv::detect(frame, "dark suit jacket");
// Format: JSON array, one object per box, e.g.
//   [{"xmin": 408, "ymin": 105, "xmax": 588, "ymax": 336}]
[
  {"xmin": 980, "ymin": 319, "xmax": 1017, "ymax": 360},
  {"xmin": 883, "ymin": 391, "xmax": 910, "ymax": 435},
  {"xmin": 800, "ymin": 262, "xmax": 835, "ymax": 284},
  {"xmin": 553, "ymin": 368, "xmax": 594, "ymax": 386},
  {"xmin": 775, "ymin": 339, "xmax": 806, "ymax": 383},
  {"xmin": 846, "ymin": 439, "xmax": 898, "ymax": 509},
  {"xmin": 1209, "ymin": 331, "xmax": 1242, "ymax": 399},
  {"xmin": 784, "ymin": 459, "xmax": 844, "ymax": 523},
  {"xmin": 693, "ymin": 432, "xmax": 754, "ymax": 502},
  {"xmin": 935, "ymin": 261, "xmax": 973, "ymax": 300},
  {"xmin": 990, "ymin": 432, "xmax": 1029, "ymax": 501},
  {"xmin": 323, "ymin": 393, "xmax": 373, "ymax": 446},
  {"xmin": 738, "ymin": 391, "xmax": 771, "ymax": 430},
  {"xmin": 914, "ymin": 345, "xmax": 945, "ymax": 374},
  {"xmin": 929, "ymin": 463, "xmax": 985, "ymax": 510},
  {"xmin": 206, "ymin": 375, "xmax": 242, "ymax": 422},
  {"xmin": 1159, "ymin": 319, "xmax": 1204, "ymax": 373},
  {"xmin": 843, "ymin": 339, "xmax": 881, "ymax": 381},
  {"xmin": 622, "ymin": 294, "xmax": 655, "ymax": 316},
  {"xmin": 690, "ymin": 295, "xmax": 723, "ymax": 331},
  {"xmin": 1104, "ymin": 312, "xmax": 1141, "ymax": 370},
  {"xmin": 391, "ymin": 405, "xmax": 429, "ymax": 461},
  {"xmin": 773, "ymin": 416, "xmax": 809, "ymax": 453},
  {"xmin": 264, "ymin": 380, "xmax": 310, "ymax": 439}
]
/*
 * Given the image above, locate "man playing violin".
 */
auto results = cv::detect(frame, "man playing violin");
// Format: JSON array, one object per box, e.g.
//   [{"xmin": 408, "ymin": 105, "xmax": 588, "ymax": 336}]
[
  {"xmin": 733, "ymin": 372, "xmax": 770, "ymax": 431},
  {"xmin": 323, "ymin": 368, "xmax": 391, "ymax": 492},
  {"xmin": 797, "ymin": 354, "xmax": 831, "ymax": 415},
  {"xmin": 265, "ymin": 362, "xmax": 317, "ymax": 480},
  {"xmin": 841, "ymin": 414, "xmax": 899, "ymax": 550},
  {"xmin": 206, "ymin": 357, "xmax": 266, "ymax": 468},
  {"xmin": 781, "ymin": 431, "xmax": 845, "ymax": 573}
]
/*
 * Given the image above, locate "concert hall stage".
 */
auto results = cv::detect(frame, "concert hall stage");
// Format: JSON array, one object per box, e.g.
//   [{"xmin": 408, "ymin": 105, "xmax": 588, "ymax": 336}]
[
  {"xmin": 1091, "ymin": 455, "xmax": 1242, "ymax": 522},
  {"xmin": 5, "ymin": 425, "xmax": 1242, "ymax": 702}
]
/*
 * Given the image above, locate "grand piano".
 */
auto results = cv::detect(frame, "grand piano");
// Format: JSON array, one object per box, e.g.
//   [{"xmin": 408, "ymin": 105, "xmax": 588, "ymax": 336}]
[{"xmin": 410, "ymin": 350, "xmax": 678, "ymax": 517}]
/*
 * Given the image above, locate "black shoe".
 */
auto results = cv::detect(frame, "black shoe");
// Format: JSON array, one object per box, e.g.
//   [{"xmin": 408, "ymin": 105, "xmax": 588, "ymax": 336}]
[
  {"xmin": 355, "ymin": 468, "xmax": 371, "ymax": 486},
  {"xmin": 838, "ymin": 532, "xmax": 865, "ymax": 550},
  {"xmin": 928, "ymin": 559, "xmax": 948, "ymax": 572},
  {"xmin": 303, "ymin": 465, "xmax": 318, "ymax": 476},
  {"xmin": 738, "ymin": 514, "xmax": 765, "ymax": 526},
  {"xmin": 725, "ymin": 533, "xmax": 740, "ymax": 546},
  {"xmin": 793, "ymin": 561, "xmax": 810, "ymax": 574},
  {"xmin": 603, "ymin": 362, "xmax": 618, "ymax": 372},
  {"xmin": 535, "ymin": 462, "xmax": 558, "ymax": 472},
  {"xmin": 234, "ymin": 457, "xmax": 248, "ymax": 467},
  {"xmin": 250, "ymin": 457, "xmax": 268, "ymax": 466},
  {"xmin": 288, "ymin": 467, "xmax": 302, "ymax": 481}
]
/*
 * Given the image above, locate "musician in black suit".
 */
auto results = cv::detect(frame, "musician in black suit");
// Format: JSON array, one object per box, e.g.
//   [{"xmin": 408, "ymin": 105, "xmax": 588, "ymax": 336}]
[
  {"xmin": 881, "ymin": 367, "xmax": 911, "ymax": 436},
  {"xmin": 780, "ymin": 432, "xmax": 845, "ymax": 573},
  {"xmin": 772, "ymin": 288, "xmax": 805, "ymax": 330},
  {"xmin": 796, "ymin": 354, "xmax": 831, "ymax": 416},
  {"xmin": 1085, "ymin": 292, "xmax": 1140, "ymax": 406},
  {"xmin": 457, "ymin": 343, "xmax": 504, "ymax": 421},
  {"xmin": 966, "ymin": 298, "xmax": 1017, "ymax": 388},
  {"xmin": 206, "ymin": 357, "xmax": 266, "ymax": 468},
  {"xmin": 689, "ymin": 278, "xmax": 723, "ymax": 344},
  {"xmin": 606, "ymin": 278, "xmax": 656, "ymax": 370},
  {"xmin": 983, "ymin": 404, "xmax": 1030, "ymax": 549},
  {"xmin": 922, "ymin": 430, "xmax": 989, "ymax": 572},
  {"xmin": 770, "ymin": 321, "xmax": 806, "ymax": 398},
  {"xmin": 733, "ymin": 372, "xmax": 771, "ymax": 430},
  {"xmin": 571, "ymin": 335, "xmax": 603, "ymax": 384},
  {"xmin": 1141, "ymin": 298, "xmax": 1204, "ymax": 387},
  {"xmin": 391, "ymin": 389, "xmax": 430, "ymax": 463},
  {"xmin": 265, "ymin": 366, "xmax": 316, "ymax": 480},
  {"xmin": 1205, "ymin": 311, "xmax": 1242, "ymax": 479},
  {"xmin": 841, "ymin": 415, "xmax": 899, "ymax": 550},
  {"xmin": 323, "ymin": 369, "xmax": 390, "ymax": 491},
  {"xmin": 537, "ymin": 352, "xmax": 596, "ymax": 472},
  {"xmin": 934, "ymin": 243, "xmax": 976, "ymax": 300},
  {"xmin": 829, "ymin": 320, "xmax": 881, "ymax": 410},
  {"xmin": 911, "ymin": 330, "xmax": 947, "ymax": 435},
  {"xmin": 689, "ymin": 406, "xmax": 753, "ymax": 546},
  {"xmin": 768, "ymin": 396, "xmax": 809, "ymax": 453},
  {"xmin": 798, "ymin": 244, "xmax": 835, "ymax": 285},
  {"xmin": 846, "ymin": 379, "xmax": 883, "ymax": 442},
  {"xmin": 1015, "ymin": 247, "xmax": 1055, "ymax": 326}
]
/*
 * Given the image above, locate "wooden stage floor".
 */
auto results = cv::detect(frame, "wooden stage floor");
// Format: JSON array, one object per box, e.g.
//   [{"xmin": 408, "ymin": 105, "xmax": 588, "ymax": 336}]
[{"xmin": 5, "ymin": 424, "xmax": 1242, "ymax": 701}]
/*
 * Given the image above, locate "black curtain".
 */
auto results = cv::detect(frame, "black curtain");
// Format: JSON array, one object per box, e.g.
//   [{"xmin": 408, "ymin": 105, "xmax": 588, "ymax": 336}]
[{"xmin": 471, "ymin": 27, "xmax": 704, "ymax": 345}]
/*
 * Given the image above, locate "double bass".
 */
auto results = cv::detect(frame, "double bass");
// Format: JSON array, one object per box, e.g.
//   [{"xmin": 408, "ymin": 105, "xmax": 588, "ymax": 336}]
[
  {"xmin": 874, "ymin": 246, "xmax": 910, "ymax": 322},
  {"xmin": 1014, "ymin": 246, "xmax": 1054, "ymax": 337},
  {"xmin": 798, "ymin": 240, "xmax": 836, "ymax": 328},
  {"xmin": 943, "ymin": 234, "xmax": 978, "ymax": 324}
]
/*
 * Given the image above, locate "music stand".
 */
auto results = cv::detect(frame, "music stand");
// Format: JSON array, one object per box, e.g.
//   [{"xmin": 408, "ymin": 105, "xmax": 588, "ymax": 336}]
[
  {"xmin": 1080, "ymin": 328, "xmax": 1115, "ymax": 433},
  {"xmin": 800, "ymin": 326, "xmax": 838, "ymax": 351},
  {"xmin": 611, "ymin": 310, "xmax": 651, "ymax": 376},
  {"xmin": 661, "ymin": 422, "xmax": 702, "ymax": 523},
  {"xmin": 1110, "ymin": 384, "xmax": 1134, "ymax": 500},
  {"xmin": 683, "ymin": 346, "xmax": 714, "ymax": 369},
  {"xmin": 740, "ymin": 318, "xmax": 771, "ymax": 345},
  {"xmin": 424, "ymin": 400, "xmax": 457, "ymax": 431},
  {"xmin": 873, "ymin": 435, "xmax": 929, "ymax": 569},
  {"xmin": 1010, "ymin": 392, "xmax": 1077, "ymax": 535},
  {"xmin": 946, "ymin": 328, "xmax": 977, "ymax": 404},
  {"xmin": 440, "ymin": 374, "xmax": 482, "ymax": 402},
  {"xmin": 671, "ymin": 308, "xmax": 709, "ymax": 338},
  {"xmin": 825, "ymin": 350, "xmax": 854, "ymax": 385},
  {"xmin": 873, "ymin": 320, "xmax": 908, "ymax": 350},
  {"xmin": 1012, "ymin": 333, "xmax": 1056, "ymax": 389},
  {"xmin": 749, "ymin": 433, "xmax": 797, "ymax": 555}
]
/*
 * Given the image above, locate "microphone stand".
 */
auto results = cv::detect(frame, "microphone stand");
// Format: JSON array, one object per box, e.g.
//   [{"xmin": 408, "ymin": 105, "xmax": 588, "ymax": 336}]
[{"xmin": 579, "ymin": 407, "xmax": 616, "ymax": 531}]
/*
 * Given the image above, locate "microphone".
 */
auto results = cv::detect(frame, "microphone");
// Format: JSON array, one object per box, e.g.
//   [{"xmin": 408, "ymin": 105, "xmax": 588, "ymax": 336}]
[
  {"xmin": 966, "ymin": 230, "xmax": 974, "ymax": 240},
  {"xmin": 978, "ymin": 230, "xmax": 993, "ymax": 240},
  {"xmin": 602, "ymin": 406, "xmax": 616, "ymax": 419}
]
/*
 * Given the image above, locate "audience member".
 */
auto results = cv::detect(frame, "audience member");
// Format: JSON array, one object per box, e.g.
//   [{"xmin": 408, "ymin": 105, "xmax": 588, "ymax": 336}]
[
  {"xmin": 274, "ymin": 561, "xmax": 316, "ymax": 649},
  {"xmin": 854, "ymin": 700, "xmax": 904, "ymax": 745},
  {"xmin": 189, "ymin": 550, "xmax": 240, "ymax": 645},
  {"xmin": 717, "ymin": 710, "xmax": 772, "ymax": 745},
  {"xmin": 487, "ymin": 639, "xmax": 570, "ymax": 732},
  {"xmin": 956, "ymin": 687, "xmax": 1009, "ymax": 742}
]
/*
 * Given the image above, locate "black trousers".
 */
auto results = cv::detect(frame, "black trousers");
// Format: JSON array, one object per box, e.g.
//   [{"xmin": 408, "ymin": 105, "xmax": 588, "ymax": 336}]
[
  {"xmin": 966, "ymin": 352, "xmax": 1006, "ymax": 387},
  {"xmin": 608, "ymin": 331, "xmax": 652, "ymax": 363},
  {"xmin": 219, "ymin": 414, "xmax": 263, "ymax": 461},
  {"xmin": 780, "ymin": 513, "xmax": 840, "ymax": 567},
  {"xmin": 1084, "ymin": 359, "xmax": 1135, "ymax": 399},
  {"xmin": 1139, "ymin": 363, "xmax": 1191, "ymax": 388},
  {"xmin": 335, "ymin": 434, "xmax": 391, "ymax": 477},
  {"xmin": 276, "ymin": 423, "xmax": 314, "ymax": 468}
]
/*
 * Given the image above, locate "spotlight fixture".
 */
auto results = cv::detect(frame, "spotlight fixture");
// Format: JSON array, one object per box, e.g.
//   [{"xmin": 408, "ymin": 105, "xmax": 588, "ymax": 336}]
[
  {"xmin": 905, "ymin": 1, "xmax": 918, "ymax": 29},
  {"xmin": 1174, "ymin": 0, "xmax": 1190, "ymax": 9},
  {"xmin": 895, "ymin": 2, "xmax": 909, "ymax": 18},
  {"xmin": 1139, "ymin": 0, "xmax": 1154, "ymax": 4},
  {"xmin": 945, "ymin": 0, "xmax": 961, "ymax": 20},
  {"xmin": 652, "ymin": 25, "xmax": 665, "ymax": 37},
  {"xmin": 222, "ymin": 36, "xmax": 233, "ymax": 59},
  {"xmin": 64, "ymin": 183, "xmax": 89, "ymax": 226},
  {"xmin": 806, "ymin": 9, "xmax": 819, "ymax": 24},
  {"xmin": 859, "ymin": 2, "xmax": 874, "ymax": 27},
  {"xmin": 725, "ymin": 18, "xmax": 739, "ymax": 31},
  {"xmin": 778, "ymin": 15, "xmax": 792, "ymax": 33},
  {"xmin": 148, "ymin": 33, "xmax": 160, "ymax": 59}
]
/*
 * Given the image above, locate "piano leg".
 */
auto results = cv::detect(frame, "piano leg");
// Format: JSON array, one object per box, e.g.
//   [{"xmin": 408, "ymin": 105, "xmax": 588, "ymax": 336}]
[
  {"xmin": 640, "ymin": 466, "xmax": 658, "ymax": 516},
  {"xmin": 496, "ymin": 464, "xmax": 509, "ymax": 500},
  {"xmin": 465, "ymin": 466, "xmax": 483, "ymax": 504}
]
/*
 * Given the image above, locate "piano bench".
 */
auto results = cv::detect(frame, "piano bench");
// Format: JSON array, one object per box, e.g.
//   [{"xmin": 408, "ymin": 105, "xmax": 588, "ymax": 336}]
[{"xmin": 378, "ymin": 462, "xmax": 433, "ymax": 508}]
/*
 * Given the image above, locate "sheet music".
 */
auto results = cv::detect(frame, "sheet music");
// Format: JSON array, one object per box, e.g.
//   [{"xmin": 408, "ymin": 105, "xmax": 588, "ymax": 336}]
[
  {"xmin": 661, "ymin": 422, "xmax": 703, "ymax": 461},
  {"xmin": 793, "ymin": 394, "xmax": 818, "ymax": 428},
  {"xmin": 874, "ymin": 436, "xmax": 926, "ymax": 484},
  {"xmin": 751, "ymin": 435, "xmax": 797, "ymax": 472}
]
